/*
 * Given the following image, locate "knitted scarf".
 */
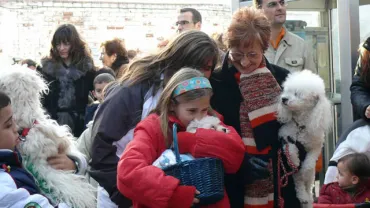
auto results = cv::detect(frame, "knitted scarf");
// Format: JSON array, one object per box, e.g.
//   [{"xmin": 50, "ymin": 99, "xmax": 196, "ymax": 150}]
[{"xmin": 239, "ymin": 66, "xmax": 281, "ymax": 208}]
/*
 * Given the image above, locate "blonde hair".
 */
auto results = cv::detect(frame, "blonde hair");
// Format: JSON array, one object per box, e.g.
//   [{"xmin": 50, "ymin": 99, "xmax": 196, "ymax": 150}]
[
  {"xmin": 153, "ymin": 68, "xmax": 213, "ymax": 145},
  {"xmin": 225, "ymin": 7, "xmax": 271, "ymax": 51},
  {"xmin": 119, "ymin": 30, "xmax": 218, "ymax": 88}
]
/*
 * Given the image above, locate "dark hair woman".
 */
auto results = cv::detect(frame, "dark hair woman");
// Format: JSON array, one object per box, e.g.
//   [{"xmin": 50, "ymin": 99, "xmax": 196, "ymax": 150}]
[
  {"xmin": 40, "ymin": 24, "xmax": 95, "ymax": 137},
  {"xmin": 100, "ymin": 38, "xmax": 129, "ymax": 79},
  {"xmin": 90, "ymin": 30, "xmax": 219, "ymax": 207}
]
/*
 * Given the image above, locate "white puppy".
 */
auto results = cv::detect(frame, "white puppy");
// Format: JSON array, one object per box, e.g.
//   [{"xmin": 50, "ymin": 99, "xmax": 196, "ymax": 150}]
[
  {"xmin": 186, "ymin": 115, "xmax": 229, "ymax": 133},
  {"xmin": 277, "ymin": 70, "xmax": 332, "ymax": 207},
  {"xmin": 0, "ymin": 65, "xmax": 95, "ymax": 208}
]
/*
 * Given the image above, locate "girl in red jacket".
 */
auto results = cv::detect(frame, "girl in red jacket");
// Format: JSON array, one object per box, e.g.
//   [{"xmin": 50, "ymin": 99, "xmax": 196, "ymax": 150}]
[
  {"xmin": 318, "ymin": 153, "xmax": 370, "ymax": 205},
  {"xmin": 117, "ymin": 68, "xmax": 245, "ymax": 208}
]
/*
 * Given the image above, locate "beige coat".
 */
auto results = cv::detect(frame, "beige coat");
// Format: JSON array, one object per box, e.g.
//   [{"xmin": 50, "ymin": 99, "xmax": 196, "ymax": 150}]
[{"xmin": 265, "ymin": 30, "xmax": 316, "ymax": 73}]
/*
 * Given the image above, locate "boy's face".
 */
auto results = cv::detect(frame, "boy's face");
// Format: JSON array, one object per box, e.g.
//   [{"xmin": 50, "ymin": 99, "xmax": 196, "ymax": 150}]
[
  {"xmin": 93, "ymin": 82, "xmax": 109, "ymax": 103},
  {"xmin": 337, "ymin": 161, "xmax": 359, "ymax": 188},
  {"xmin": 0, "ymin": 105, "xmax": 19, "ymax": 150}
]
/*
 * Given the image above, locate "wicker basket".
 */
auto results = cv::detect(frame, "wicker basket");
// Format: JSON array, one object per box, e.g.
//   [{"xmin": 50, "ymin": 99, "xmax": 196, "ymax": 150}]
[{"xmin": 163, "ymin": 124, "xmax": 224, "ymax": 206}]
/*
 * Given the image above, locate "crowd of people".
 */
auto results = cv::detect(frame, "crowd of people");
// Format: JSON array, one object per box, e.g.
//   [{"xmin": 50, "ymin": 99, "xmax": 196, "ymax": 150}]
[{"xmin": 2, "ymin": 0, "xmax": 370, "ymax": 207}]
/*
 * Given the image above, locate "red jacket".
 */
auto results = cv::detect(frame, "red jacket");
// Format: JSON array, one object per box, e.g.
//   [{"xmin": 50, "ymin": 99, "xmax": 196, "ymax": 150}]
[
  {"xmin": 318, "ymin": 180, "xmax": 370, "ymax": 204},
  {"xmin": 117, "ymin": 113, "xmax": 245, "ymax": 208}
]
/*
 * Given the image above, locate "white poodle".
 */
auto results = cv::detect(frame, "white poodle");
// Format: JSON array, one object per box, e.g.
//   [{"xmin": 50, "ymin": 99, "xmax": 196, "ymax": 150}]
[
  {"xmin": 0, "ymin": 65, "xmax": 95, "ymax": 208},
  {"xmin": 277, "ymin": 70, "xmax": 332, "ymax": 207},
  {"xmin": 186, "ymin": 116, "xmax": 229, "ymax": 133}
]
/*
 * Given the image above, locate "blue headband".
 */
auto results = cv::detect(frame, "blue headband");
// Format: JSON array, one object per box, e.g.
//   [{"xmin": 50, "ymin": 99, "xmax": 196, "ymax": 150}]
[{"xmin": 173, "ymin": 77, "xmax": 212, "ymax": 96}]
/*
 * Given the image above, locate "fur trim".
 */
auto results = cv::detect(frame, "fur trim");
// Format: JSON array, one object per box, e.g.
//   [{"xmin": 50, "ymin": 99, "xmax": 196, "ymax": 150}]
[
  {"xmin": 40, "ymin": 56, "xmax": 94, "ymax": 78},
  {"xmin": 0, "ymin": 65, "xmax": 96, "ymax": 208},
  {"xmin": 41, "ymin": 57, "xmax": 94, "ymax": 130}
]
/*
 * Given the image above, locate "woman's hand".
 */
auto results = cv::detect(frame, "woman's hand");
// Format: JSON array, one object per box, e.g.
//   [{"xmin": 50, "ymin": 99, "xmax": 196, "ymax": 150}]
[
  {"xmin": 365, "ymin": 105, "xmax": 370, "ymax": 118},
  {"xmin": 192, "ymin": 190, "xmax": 200, "ymax": 205},
  {"xmin": 47, "ymin": 153, "xmax": 76, "ymax": 171}
]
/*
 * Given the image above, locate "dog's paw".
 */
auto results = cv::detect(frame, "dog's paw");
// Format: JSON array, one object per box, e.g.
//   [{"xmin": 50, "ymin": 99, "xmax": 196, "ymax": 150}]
[
  {"xmin": 301, "ymin": 201, "xmax": 313, "ymax": 208},
  {"xmin": 186, "ymin": 127, "xmax": 197, "ymax": 133},
  {"xmin": 296, "ymin": 191, "xmax": 310, "ymax": 205},
  {"xmin": 216, "ymin": 125, "xmax": 230, "ymax": 133}
]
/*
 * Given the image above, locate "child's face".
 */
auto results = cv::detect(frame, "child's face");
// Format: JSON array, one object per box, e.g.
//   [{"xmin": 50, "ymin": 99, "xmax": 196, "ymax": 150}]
[
  {"xmin": 93, "ymin": 82, "xmax": 108, "ymax": 103},
  {"xmin": 173, "ymin": 95, "xmax": 211, "ymax": 127},
  {"xmin": 0, "ymin": 105, "xmax": 19, "ymax": 150},
  {"xmin": 337, "ymin": 161, "xmax": 358, "ymax": 188}
]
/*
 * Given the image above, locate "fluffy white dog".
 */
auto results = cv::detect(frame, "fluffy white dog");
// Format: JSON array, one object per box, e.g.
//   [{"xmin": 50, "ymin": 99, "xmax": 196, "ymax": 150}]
[
  {"xmin": 277, "ymin": 70, "xmax": 332, "ymax": 207},
  {"xmin": 0, "ymin": 65, "xmax": 95, "ymax": 208},
  {"xmin": 186, "ymin": 115, "xmax": 229, "ymax": 133}
]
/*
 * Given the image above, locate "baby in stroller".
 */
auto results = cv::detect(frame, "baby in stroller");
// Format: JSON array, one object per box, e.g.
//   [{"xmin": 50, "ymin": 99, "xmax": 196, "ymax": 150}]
[{"xmin": 315, "ymin": 119, "xmax": 370, "ymax": 208}]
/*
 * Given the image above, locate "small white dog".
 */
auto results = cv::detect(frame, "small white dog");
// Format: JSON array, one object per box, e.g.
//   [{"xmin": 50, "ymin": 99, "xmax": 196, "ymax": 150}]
[
  {"xmin": 0, "ymin": 65, "xmax": 95, "ymax": 208},
  {"xmin": 277, "ymin": 70, "xmax": 332, "ymax": 207},
  {"xmin": 186, "ymin": 116, "xmax": 229, "ymax": 133}
]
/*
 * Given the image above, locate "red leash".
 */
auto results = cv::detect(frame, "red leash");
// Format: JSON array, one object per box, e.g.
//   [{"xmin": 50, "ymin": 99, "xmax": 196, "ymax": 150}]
[{"xmin": 277, "ymin": 143, "xmax": 299, "ymax": 208}]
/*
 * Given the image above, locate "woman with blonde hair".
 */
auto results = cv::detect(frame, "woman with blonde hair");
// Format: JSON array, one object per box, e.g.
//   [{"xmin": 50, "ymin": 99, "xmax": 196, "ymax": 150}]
[
  {"xmin": 210, "ymin": 7, "xmax": 299, "ymax": 208},
  {"xmin": 90, "ymin": 30, "xmax": 219, "ymax": 207}
]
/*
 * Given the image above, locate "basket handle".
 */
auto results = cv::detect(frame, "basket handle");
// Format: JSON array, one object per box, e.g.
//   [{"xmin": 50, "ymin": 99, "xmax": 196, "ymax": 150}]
[{"xmin": 172, "ymin": 124, "xmax": 182, "ymax": 163}]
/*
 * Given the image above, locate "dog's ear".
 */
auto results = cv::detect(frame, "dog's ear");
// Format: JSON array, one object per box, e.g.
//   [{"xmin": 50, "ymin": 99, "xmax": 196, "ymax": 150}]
[
  {"xmin": 277, "ymin": 98, "xmax": 292, "ymax": 123},
  {"xmin": 307, "ymin": 95, "xmax": 332, "ymax": 134}
]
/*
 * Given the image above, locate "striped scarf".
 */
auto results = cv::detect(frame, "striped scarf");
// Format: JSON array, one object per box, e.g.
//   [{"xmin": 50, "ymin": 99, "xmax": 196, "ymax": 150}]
[{"xmin": 239, "ymin": 67, "xmax": 281, "ymax": 208}]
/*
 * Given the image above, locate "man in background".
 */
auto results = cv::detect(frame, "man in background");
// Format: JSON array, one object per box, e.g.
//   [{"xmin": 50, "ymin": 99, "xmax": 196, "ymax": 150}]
[
  {"xmin": 254, "ymin": 0, "xmax": 316, "ymax": 73},
  {"xmin": 176, "ymin": 8, "xmax": 202, "ymax": 33}
]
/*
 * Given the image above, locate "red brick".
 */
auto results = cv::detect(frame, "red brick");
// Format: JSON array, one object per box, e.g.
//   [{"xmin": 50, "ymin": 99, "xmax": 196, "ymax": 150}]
[
  {"xmin": 63, "ymin": 12, "xmax": 73, "ymax": 17},
  {"xmin": 22, "ymin": 23, "xmax": 34, "ymax": 27}
]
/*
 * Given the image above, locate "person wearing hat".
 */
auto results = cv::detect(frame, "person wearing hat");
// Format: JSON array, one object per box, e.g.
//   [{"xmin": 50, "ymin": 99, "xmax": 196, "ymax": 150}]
[{"xmin": 351, "ymin": 36, "xmax": 370, "ymax": 120}]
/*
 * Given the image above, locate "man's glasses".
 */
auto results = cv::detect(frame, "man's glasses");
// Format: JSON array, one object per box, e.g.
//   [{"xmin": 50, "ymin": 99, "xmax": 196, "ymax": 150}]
[
  {"xmin": 266, "ymin": 0, "xmax": 288, "ymax": 9},
  {"xmin": 176, "ymin": 20, "xmax": 192, "ymax": 26},
  {"xmin": 229, "ymin": 51, "xmax": 260, "ymax": 62}
]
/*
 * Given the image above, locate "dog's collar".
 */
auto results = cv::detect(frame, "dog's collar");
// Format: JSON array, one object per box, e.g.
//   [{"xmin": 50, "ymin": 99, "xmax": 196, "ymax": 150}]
[
  {"xmin": 292, "ymin": 118, "xmax": 306, "ymax": 131},
  {"xmin": 18, "ymin": 120, "xmax": 38, "ymax": 141}
]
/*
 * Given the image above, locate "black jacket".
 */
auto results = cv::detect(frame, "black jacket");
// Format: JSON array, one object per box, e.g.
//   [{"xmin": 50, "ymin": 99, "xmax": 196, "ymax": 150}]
[
  {"xmin": 89, "ymin": 81, "xmax": 152, "ymax": 207},
  {"xmin": 350, "ymin": 58, "xmax": 370, "ymax": 120},
  {"xmin": 210, "ymin": 53, "xmax": 301, "ymax": 208},
  {"xmin": 40, "ymin": 57, "xmax": 95, "ymax": 137}
]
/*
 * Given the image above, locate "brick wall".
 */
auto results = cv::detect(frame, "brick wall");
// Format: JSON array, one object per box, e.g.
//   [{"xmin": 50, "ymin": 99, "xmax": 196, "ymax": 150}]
[{"xmin": 0, "ymin": 1, "xmax": 231, "ymax": 66}]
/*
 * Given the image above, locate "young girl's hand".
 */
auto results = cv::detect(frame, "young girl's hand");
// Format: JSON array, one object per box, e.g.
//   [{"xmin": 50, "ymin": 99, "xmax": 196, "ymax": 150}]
[{"xmin": 192, "ymin": 190, "xmax": 200, "ymax": 205}]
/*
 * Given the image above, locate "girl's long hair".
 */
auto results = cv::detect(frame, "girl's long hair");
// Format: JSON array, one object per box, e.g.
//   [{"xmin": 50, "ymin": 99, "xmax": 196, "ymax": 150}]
[
  {"xmin": 153, "ymin": 68, "xmax": 213, "ymax": 146},
  {"xmin": 119, "ymin": 30, "xmax": 218, "ymax": 89}
]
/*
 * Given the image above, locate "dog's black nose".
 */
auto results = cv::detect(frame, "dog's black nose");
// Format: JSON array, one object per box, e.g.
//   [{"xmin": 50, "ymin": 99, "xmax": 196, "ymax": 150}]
[{"xmin": 282, "ymin": 97, "xmax": 288, "ymax": 104}]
